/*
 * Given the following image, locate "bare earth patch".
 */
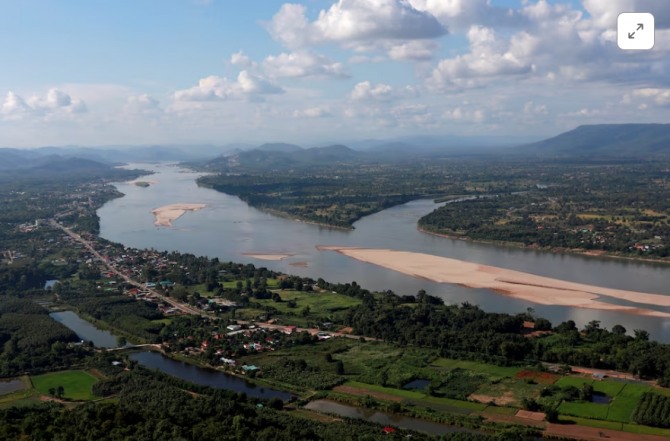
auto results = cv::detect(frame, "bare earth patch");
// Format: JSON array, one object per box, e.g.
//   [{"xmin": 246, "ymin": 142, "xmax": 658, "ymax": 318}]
[
  {"xmin": 516, "ymin": 410, "xmax": 546, "ymax": 421},
  {"xmin": 515, "ymin": 370, "xmax": 560, "ymax": 385},
  {"xmin": 469, "ymin": 392, "xmax": 516, "ymax": 406}
]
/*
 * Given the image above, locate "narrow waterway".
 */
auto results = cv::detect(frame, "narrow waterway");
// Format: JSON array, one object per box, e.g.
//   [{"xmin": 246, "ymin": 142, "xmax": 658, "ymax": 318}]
[{"xmin": 305, "ymin": 399, "xmax": 484, "ymax": 437}]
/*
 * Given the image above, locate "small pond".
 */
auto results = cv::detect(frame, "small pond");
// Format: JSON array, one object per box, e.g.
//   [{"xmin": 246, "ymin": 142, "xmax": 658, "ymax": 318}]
[
  {"xmin": 591, "ymin": 392, "xmax": 612, "ymax": 405},
  {"xmin": 403, "ymin": 379, "xmax": 431, "ymax": 390},
  {"xmin": 0, "ymin": 379, "xmax": 25, "ymax": 395}
]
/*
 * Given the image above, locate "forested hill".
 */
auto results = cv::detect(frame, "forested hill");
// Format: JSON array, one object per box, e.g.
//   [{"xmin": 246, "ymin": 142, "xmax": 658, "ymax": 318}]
[
  {"xmin": 201, "ymin": 144, "xmax": 364, "ymax": 172},
  {"xmin": 519, "ymin": 124, "xmax": 670, "ymax": 158}
]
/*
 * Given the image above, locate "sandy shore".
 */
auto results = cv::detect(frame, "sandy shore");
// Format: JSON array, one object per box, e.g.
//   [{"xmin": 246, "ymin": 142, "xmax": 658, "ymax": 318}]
[
  {"xmin": 318, "ymin": 246, "xmax": 670, "ymax": 317},
  {"xmin": 152, "ymin": 203, "xmax": 207, "ymax": 227},
  {"xmin": 242, "ymin": 253, "xmax": 294, "ymax": 261}
]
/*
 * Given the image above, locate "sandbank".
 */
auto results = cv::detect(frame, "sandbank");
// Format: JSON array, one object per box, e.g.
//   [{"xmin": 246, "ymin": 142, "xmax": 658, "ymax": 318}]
[
  {"xmin": 152, "ymin": 203, "xmax": 207, "ymax": 227},
  {"xmin": 242, "ymin": 253, "xmax": 294, "ymax": 261},
  {"xmin": 318, "ymin": 246, "xmax": 670, "ymax": 317}
]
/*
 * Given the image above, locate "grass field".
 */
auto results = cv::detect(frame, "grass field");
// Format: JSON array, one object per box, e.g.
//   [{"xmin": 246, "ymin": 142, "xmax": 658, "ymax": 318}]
[
  {"xmin": 430, "ymin": 358, "xmax": 521, "ymax": 379},
  {"xmin": 607, "ymin": 383, "xmax": 651, "ymax": 423},
  {"xmin": 559, "ymin": 400, "xmax": 610, "ymax": 420},
  {"xmin": 554, "ymin": 376, "xmax": 593, "ymax": 389},
  {"xmin": 592, "ymin": 380, "xmax": 626, "ymax": 396},
  {"xmin": 255, "ymin": 290, "xmax": 361, "ymax": 316},
  {"xmin": 31, "ymin": 370, "xmax": 98, "ymax": 401}
]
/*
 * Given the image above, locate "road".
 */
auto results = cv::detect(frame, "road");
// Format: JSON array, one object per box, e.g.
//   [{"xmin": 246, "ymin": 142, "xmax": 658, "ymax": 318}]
[{"xmin": 50, "ymin": 219, "xmax": 203, "ymax": 316}]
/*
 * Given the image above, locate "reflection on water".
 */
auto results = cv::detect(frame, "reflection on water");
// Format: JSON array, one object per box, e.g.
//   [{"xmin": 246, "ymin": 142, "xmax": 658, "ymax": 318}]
[
  {"xmin": 0, "ymin": 379, "xmax": 25, "ymax": 395},
  {"xmin": 98, "ymin": 163, "xmax": 670, "ymax": 341},
  {"xmin": 304, "ymin": 399, "xmax": 479, "ymax": 437},
  {"xmin": 50, "ymin": 311, "xmax": 119, "ymax": 348},
  {"xmin": 129, "ymin": 351, "xmax": 293, "ymax": 401}
]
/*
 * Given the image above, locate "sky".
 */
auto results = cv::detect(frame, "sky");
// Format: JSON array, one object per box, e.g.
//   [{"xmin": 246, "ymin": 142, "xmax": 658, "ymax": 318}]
[{"xmin": 1, "ymin": 0, "xmax": 669, "ymax": 147}]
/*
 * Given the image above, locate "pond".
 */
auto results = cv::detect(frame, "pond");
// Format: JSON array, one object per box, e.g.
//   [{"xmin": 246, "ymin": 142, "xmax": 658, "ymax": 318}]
[
  {"xmin": 0, "ymin": 378, "xmax": 25, "ymax": 395},
  {"xmin": 304, "ymin": 399, "xmax": 482, "ymax": 437},
  {"xmin": 49, "ymin": 311, "xmax": 120, "ymax": 348},
  {"xmin": 129, "ymin": 351, "xmax": 293, "ymax": 401},
  {"xmin": 591, "ymin": 392, "xmax": 612, "ymax": 405},
  {"xmin": 403, "ymin": 379, "xmax": 431, "ymax": 391}
]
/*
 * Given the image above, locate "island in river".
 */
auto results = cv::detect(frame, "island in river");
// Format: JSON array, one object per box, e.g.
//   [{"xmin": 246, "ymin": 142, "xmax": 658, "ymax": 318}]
[
  {"xmin": 319, "ymin": 246, "xmax": 670, "ymax": 317},
  {"xmin": 152, "ymin": 203, "xmax": 207, "ymax": 227}
]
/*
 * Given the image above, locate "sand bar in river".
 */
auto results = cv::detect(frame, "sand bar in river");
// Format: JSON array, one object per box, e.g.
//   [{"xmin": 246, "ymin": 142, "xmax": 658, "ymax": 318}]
[
  {"xmin": 152, "ymin": 203, "xmax": 207, "ymax": 227},
  {"xmin": 318, "ymin": 246, "xmax": 670, "ymax": 317}
]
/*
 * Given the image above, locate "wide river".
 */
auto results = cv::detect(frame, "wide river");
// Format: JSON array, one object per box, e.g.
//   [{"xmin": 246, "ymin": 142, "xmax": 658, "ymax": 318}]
[{"xmin": 99, "ymin": 163, "xmax": 670, "ymax": 341}]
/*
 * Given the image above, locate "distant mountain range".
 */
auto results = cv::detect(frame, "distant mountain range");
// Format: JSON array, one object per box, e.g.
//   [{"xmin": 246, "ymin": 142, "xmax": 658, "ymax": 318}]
[
  {"xmin": 2, "ymin": 124, "xmax": 668, "ymax": 171},
  {"xmin": 519, "ymin": 124, "xmax": 670, "ymax": 158}
]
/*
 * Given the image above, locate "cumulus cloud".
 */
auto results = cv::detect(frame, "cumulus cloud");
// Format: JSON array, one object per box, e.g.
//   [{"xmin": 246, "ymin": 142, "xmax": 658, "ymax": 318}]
[
  {"xmin": 266, "ymin": 0, "xmax": 446, "ymax": 58},
  {"xmin": 263, "ymin": 51, "xmax": 349, "ymax": 79},
  {"xmin": 582, "ymin": 0, "xmax": 670, "ymax": 29},
  {"xmin": 1, "ymin": 89, "xmax": 86, "ymax": 120},
  {"xmin": 231, "ymin": 51, "xmax": 255, "ymax": 68},
  {"xmin": 174, "ymin": 71, "xmax": 284, "ymax": 102},
  {"xmin": 408, "ymin": 0, "xmax": 523, "ymax": 30},
  {"xmin": 429, "ymin": 26, "xmax": 534, "ymax": 89},
  {"xmin": 350, "ymin": 81, "xmax": 418, "ymax": 102}
]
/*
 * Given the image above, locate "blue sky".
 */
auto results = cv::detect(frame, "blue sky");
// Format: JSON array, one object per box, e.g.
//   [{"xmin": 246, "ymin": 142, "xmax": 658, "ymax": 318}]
[{"xmin": 1, "ymin": 0, "xmax": 669, "ymax": 147}]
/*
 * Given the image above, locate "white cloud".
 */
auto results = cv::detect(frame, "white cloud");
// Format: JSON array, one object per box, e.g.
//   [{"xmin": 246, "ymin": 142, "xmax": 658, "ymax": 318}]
[
  {"xmin": 174, "ymin": 71, "xmax": 284, "ymax": 102},
  {"xmin": 263, "ymin": 51, "xmax": 349, "ymax": 79},
  {"xmin": 623, "ymin": 88, "xmax": 670, "ymax": 108},
  {"xmin": 443, "ymin": 107, "xmax": 485, "ymax": 123},
  {"xmin": 582, "ymin": 0, "xmax": 670, "ymax": 29},
  {"xmin": 293, "ymin": 106, "xmax": 333, "ymax": 118},
  {"xmin": 266, "ymin": 0, "xmax": 445, "ymax": 58},
  {"xmin": 124, "ymin": 94, "xmax": 160, "ymax": 113},
  {"xmin": 350, "ymin": 81, "xmax": 418, "ymax": 102},
  {"xmin": 388, "ymin": 40, "xmax": 438, "ymax": 61},
  {"xmin": 429, "ymin": 26, "xmax": 534, "ymax": 89},
  {"xmin": 1, "ymin": 89, "xmax": 86, "ymax": 120},
  {"xmin": 230, "ymin": 51, "xmax": 255, "ymax": 68}
]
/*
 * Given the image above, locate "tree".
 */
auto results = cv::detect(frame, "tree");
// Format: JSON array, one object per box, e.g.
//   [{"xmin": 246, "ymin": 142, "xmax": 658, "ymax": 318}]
[
  {"xmin": 56, "ymin": 385, "xmax": 64, "ymax": 399},
  {"xmin": 48, "ymin": 387, "xmax": 56, "ymax": 397},
  {"xmin": 335, "ymin": 360, "xmax": 344, "ymax": 375}
]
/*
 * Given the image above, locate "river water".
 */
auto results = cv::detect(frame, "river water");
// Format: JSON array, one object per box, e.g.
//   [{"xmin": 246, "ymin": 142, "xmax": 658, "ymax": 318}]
[{"xmin": 98, "ymin": 163, "xmax": 670, "ymax": 341}]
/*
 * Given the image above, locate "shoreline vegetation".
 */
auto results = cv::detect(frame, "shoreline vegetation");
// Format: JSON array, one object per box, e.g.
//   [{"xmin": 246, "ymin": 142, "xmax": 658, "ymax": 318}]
[
  {"xmin": 318, "ymin": 246, "xmax": 670, "ymax": 317},
  {"xmin": 418, "ymin": 227, "xmax": 670, "ymax": 265},
  {"xmin": 151, "ymin": 203, "xmax": 207, "ymax": 227}
]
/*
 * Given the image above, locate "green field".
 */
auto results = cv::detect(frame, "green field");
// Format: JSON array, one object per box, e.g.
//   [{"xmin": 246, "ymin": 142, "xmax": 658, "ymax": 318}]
[
  {"xmin": 559, "ymin": 400, "xmax": 610, "ymax": 420},
  {"xmin": 554, "ymin": 376, "xmax": 593, "ymax": 389},
  {"xmin": 31, "ymin": 370, "xmax": 98, "ymax": 401},
  {"xmin": 255, "ymin": 290, "xmax": 361, "ymax": 316},
  {"xmin": 592, "ymin": 380, "xmax": 626, "ymax": 396},
  {"xmin": 431, "ymin": 358, "xmax": 521, "ymax": 379}
]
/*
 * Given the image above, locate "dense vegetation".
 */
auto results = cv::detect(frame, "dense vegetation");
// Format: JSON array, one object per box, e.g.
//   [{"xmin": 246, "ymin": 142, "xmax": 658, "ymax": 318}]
[
  {"xmin": 0, "ymin": 299, "xmax": 86, "ymax": 376},
  {"xmin": 0, "ymin": 367, "xmax": 528, "ymax": 441},
  {"xmin": 633, "ymin": 392, "xmax": 670, "ymax": 428},
  {"xmin": 419, "ymin": 161, "xmax": 670, "ymax": 257}
]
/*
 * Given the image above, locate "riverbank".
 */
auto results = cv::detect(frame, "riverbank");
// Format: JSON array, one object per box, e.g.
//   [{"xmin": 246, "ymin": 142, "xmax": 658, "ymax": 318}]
[
  {"xmin": 318, "ymin": 246, "xmax": 670, "ymax": 317},
  {"xmin": 418, "ymin": 227, "xmax": 670, "ymax": 265}
]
